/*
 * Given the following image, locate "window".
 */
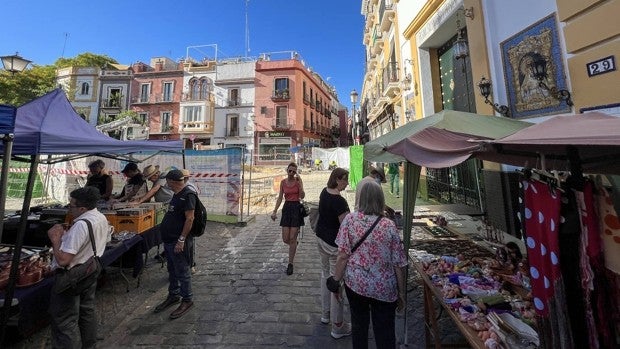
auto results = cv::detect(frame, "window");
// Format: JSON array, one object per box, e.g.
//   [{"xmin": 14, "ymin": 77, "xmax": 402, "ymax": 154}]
[
  {"xmin": 229, "ymin": 88, "xmax": 239, "ymax": 106},
  {"xmin": 227, "ymin": 114, "xmax": 239, "ymax": 137},
  {"xmin": 108, "ymin": 88, "xmax": 121, "ymax": 107},
  {"xmin": 161, "ymin": 112, "xmax": 171, "ymax": 132},
  {"xmin": 183, "ymin": 106, "xmax": 202, "ymax": 127},
  {"xmin": 276, "ymin": 106, "xmax": 288, "ymax": 128},
  {"xmin": 140, "ymin": 84, "xmax": 149, "ymax": 103},
  {"xmin": 274, "ymin": 78, "xmax": 289, "ymax": 93},
  {"xmin": 138, "ymin": 112, "xmax": 148, "ymax": 125},
  {"xmin": 200, "ymin": 79, "xmax": 210, "ymax": 100},
  {"xmin": 190, "ymin": 79, "xmax": 200, "ymax": 100},
  {"xmin": 81, "ymin": 82, "xmax": 89, "ymax": 95},
  {"xmin": 163, "ymin": 82, "xmax": 173, "ymax": 102}
]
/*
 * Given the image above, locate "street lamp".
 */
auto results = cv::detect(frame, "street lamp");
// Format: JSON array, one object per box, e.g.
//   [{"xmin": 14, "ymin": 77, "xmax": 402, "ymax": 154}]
[
  {"xmin": 350, "ymin": 89, "xmax": 358, "ymax": 145},
  {"xmin": 477, "ymin": 77, "xmax": 510, "ymax": 117},
  {"xmin": 528, "ymin": 53, "xmax": 573, "ymax": 107},
  {"xmin": 0, "ymin": 52, "xmax": 31, "ymax": 344},
  {"xmin": 1, "ymin": 52, "xmax": 31, "ymax": 75}
]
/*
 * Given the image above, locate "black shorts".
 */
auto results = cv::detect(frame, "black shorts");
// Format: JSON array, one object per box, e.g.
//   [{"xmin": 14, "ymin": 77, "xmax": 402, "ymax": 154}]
[{"xmin": 280, "ymin": 201, "xmax": 305, "ymax": 228}]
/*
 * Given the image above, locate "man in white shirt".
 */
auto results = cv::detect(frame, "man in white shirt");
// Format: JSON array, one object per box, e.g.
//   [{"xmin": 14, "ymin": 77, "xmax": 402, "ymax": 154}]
[{"xmin": 47, "ymin": 186, "xmax": 110, "ymax": 348}]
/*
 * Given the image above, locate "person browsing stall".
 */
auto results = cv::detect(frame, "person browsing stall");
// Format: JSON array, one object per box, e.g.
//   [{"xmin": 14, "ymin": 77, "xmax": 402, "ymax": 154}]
[
  {"xmin": 354, "ymin": 166, "xmax": 386, "ymax": 210},
  {"xmin": 271, "ymin": 162, "xmax": 305, "ymax": 275},
  {"xmin": 113, "ymin": 162, "xmax": 147, "ymax": 202},
  {"xmin": 85, "ymin": 159, "xmax": 113, "ymax": 201},
  {"xmin": 316, "ymin": 167, "xmax": 352, "ymax": 339},
  {"xmin": 153, "ymin": 169, "xmax": 196, "ymax": 319},
  {"xmin": 331, "ymin": 181, "xmax": 407, "ymax": 349},
  {"xmin": 130, "ymin": 165, "xmax": 173, "ymax": 204},
  {"xmin": 47, "ymin": 186, "xmax": 110, "ymax": 349}
]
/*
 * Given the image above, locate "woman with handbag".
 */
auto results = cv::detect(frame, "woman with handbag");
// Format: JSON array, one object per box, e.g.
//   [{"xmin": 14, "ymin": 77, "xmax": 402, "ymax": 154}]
[
  {"xmin": 47, "ymin": 186, "xmax": 109, "ymax": 349},
  {"xmin": 271, "ymin": 162, "xmax": 305, "ymax": 275},
  {"xmin": 316, "ymin": 167, "xmax": 351, "ymax": 338},
  {"xmin": 330, "ymin": 181, "xmax": 407, "ymax": 349}
]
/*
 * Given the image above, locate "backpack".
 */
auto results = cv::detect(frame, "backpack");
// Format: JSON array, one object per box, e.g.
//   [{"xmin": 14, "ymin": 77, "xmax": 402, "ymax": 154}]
[{"xmin": 188, "ymin": 192, "xmax": 207, "ymax": 237}]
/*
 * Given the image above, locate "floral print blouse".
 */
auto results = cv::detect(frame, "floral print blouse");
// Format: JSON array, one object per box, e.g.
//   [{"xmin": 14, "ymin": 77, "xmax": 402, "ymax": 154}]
[{"xmin": 336, "ymin": 212, "xmax": 408, "ymax": 302}]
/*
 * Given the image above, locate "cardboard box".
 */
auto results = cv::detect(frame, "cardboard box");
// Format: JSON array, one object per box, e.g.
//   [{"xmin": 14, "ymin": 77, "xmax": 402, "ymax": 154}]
[{"xmin": 115, "ymin": 212, "xmax": 154, "ymax": 234}]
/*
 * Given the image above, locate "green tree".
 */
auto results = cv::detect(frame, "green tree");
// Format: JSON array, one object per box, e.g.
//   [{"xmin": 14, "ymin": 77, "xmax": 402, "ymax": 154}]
[{"xmin": 0, "ymin": 52, "xmax": 119, "ymax": 106}]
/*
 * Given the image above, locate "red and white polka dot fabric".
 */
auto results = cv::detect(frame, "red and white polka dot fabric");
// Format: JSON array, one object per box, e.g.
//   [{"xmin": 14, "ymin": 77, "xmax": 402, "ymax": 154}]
[{"xmin": 521, "ymin": 179, "xmax": 563, "ymax": 317}]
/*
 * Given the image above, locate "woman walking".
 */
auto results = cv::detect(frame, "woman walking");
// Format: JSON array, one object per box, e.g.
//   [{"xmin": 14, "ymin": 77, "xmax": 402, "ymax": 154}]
[
  {"xmin": 316, "ymin": 168, "xmax": 351, "ymax": 338},
  {"xmin": 271, "ymin": 162, "xmax": 305, "ymax": 275},
  {"xmin": 331, "ymin": 181, "xmax": 407, "ymax": 348}
]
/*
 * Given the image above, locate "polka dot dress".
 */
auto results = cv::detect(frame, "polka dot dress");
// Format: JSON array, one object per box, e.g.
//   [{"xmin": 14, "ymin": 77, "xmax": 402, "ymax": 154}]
[{"xmin": 521, "ymin": 179, "xmax": 563, "ymax": 317}]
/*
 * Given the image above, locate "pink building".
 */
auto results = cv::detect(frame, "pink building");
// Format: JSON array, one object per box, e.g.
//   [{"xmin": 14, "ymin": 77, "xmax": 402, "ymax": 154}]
[{"xmin": 254, "ymin": 56, "xmax": 337, "ymax": 166}]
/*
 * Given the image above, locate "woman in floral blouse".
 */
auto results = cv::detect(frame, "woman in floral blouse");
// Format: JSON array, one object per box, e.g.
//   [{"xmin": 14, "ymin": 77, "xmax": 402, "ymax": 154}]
[{"xmin": 332, "ymin": 181, "xmax": 407, "ymax": 348}]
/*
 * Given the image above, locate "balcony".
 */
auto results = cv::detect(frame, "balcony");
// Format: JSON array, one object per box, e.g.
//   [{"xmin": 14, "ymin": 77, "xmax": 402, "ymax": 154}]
[
  {"xmin": 228, "ymin": 99, "xmax": 240, "ymax": 107},
  {"xmin": 155, "ymin": 94, "xmax": 174, "ymax": 103},
  {"xmin": 372, "ymin": 26, "xmax": 384, "ymax": 55},
  {"xmin": 271, "ymin": 89, "xmax": 290, "ymax": 102},
  {"xmin": 101, "ymin": 98, "xmax": 122, "ymax": 109},
  {"xmin": 363, "ymin": 27, "xmax": 371, "ymax": 45},
  {"xmin": 272, "ymin": 119, "xmax": 293, "ymax": 131},
  {"xmin": 179, "ymin": 121, "xmax": 214, "ymax": 133},
  {"xmin": 379, "ymin": 0, "xmax": 395, "ymax": 32},
  {"xmin": 227, "ymin": 128, "xmax": 239, "ymax": 137},
  {"xmin": 382, "ymin": 61, "xmax": 400, "ymax": 97},
  {"xmin": 131, "ymin": 95, "xmax": 151, "ymax": 104},
  {"xmin": 182, "ymin": 92, "xmax": 211, "ymax": 102}
]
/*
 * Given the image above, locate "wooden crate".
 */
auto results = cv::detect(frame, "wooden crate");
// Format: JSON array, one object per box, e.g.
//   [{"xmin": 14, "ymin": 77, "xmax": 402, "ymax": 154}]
[{"xmin": 115, "ymin": 212, "xmax": 154, "ymax": 234}]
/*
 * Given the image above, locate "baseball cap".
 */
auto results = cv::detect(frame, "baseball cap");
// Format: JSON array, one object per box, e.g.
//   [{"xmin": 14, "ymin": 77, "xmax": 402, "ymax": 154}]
[
  {"xmin": 121, "ymin": 162, "xmax": 138, "ymax": 173},
  {"xmin": 165, "ymin": 169, "xmax": 184, "ymax": 181}
]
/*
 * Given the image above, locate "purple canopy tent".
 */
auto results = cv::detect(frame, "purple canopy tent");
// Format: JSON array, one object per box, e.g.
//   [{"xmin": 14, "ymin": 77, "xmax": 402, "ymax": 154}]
[{"xmin": 0, "ymin": 89, "xmax": 183, "ymax": 337}]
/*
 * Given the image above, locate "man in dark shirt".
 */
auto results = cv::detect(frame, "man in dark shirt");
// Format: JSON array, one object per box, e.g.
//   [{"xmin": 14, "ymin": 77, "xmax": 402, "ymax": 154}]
[{"xmin": 153, "ymin": 169, "xmax": 196, "ymax": 319}]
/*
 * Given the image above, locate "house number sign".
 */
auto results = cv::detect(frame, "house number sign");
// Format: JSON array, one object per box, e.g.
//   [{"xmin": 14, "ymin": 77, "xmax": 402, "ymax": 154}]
[{"xmin": 586, "ymin": 55, "xmax": 616, "ymax": 77}]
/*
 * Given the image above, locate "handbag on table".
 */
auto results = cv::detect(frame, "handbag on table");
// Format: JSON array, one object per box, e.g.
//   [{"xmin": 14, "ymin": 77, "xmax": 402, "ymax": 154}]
[{"xmin": 53, "ymin": 219, "xmax": 103, "ymax": 295}]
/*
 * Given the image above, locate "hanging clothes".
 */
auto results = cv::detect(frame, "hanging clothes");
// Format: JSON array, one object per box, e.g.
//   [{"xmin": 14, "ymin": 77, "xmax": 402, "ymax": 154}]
[{"xmin": 521, "ymin": 178, "xmax": 573, "ymax": 349}]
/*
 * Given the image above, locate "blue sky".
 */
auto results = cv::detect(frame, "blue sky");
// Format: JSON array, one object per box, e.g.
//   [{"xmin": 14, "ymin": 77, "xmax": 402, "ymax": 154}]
[{"xmin": 1, "ymin": 0, "xmax": 365, "ymax": 106}]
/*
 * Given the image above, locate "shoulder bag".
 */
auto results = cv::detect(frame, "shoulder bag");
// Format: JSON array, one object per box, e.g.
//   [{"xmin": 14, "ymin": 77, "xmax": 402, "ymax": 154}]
[{"xmin": 53, "ymin": 219, "xmax": 103, "ymax": 295}]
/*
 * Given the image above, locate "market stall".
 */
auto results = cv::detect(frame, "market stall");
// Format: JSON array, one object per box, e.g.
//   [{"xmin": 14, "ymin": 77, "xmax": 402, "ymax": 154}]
[
  {"xmin": 0, "ymin": 89, "xmax": 183, "ymax": 340},
  {"xmin": 367, "ymin": 110, "xmax": 620, "ymax": 348}
]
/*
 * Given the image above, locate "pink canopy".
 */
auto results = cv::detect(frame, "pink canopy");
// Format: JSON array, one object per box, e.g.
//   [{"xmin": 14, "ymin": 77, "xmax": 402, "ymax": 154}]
[{"xmin": 489, "ymin": 112, "xmax": 620, "ymax": 173}]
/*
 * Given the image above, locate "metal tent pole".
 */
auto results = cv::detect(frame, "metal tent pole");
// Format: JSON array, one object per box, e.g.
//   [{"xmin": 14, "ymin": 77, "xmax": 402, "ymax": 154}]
[{"xmin": 0, "ymin": 135, "xmax": 14, "ymax": 242}]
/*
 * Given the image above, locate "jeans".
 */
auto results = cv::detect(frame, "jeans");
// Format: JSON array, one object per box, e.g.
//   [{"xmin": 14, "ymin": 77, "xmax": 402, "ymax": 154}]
[
  {"xmin": 318, "ymin": 238, "xmax": 344, "ymax": 324},
  {"xmin": 345, "ymin": 285, "xmax": 397, "ymax": 349},
  {"xmin": 389, "ymin": 173, "xmax": 399, "ymax": 196},
  {"xmin": 49, "ymin": 277, "xmax": 98, "ymax": 349},
  {"xmin": 164, "ymin": 239, "xmax": 193, "ymax": 301}
]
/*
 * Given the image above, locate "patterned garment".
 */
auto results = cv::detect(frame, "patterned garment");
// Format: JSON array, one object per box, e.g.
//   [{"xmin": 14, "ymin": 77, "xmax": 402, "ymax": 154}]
[
  {"xmin": 336, "ymin": 212, "xmax": 407, "ymax": 303},
  {"xmin": 522, "ymin": 179, "xmax": 563, "ymax": 316}
]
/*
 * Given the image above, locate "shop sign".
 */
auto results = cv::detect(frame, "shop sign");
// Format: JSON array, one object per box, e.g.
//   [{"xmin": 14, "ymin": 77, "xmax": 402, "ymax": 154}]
[
  {"xmin": 266, "ymin": 131, "xmax": 286, "ymax": 137},
  {"xmin": 587, "ymin": 55, "xmax": 616, "ymax": 77}
]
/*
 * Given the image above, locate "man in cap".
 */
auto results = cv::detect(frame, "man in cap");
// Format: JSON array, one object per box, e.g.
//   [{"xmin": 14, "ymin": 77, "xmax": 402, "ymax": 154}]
[
  {"xmin": 354, "ymin": 165, "xmax": 386, "ymax": 210},
  {"xmin": 131, "ymin": 164, "xmax": 173, "ymax": 204},
  {"xmin": 153, "ymin": 169, "xmax": 196, "ymax": 319},
  {"xmin": 113, "ymin": 162, "xmax": 147, "ymax": 202}
]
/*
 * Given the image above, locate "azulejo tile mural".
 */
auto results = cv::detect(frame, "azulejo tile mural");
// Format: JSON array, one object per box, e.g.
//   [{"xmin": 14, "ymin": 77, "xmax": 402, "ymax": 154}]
[{"xmin": 501, "ymin": 13, "xmax": 571, "ymax": 118}]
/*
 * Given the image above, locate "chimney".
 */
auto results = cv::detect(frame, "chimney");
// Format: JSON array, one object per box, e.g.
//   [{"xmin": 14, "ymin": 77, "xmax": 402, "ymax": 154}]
[{"xmin": 155, "ymin": 60, "xmax": 164, "ymax": 71}]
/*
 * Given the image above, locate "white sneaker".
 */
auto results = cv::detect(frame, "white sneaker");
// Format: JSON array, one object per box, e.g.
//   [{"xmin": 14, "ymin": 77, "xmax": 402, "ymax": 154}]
[
  {"xmin": 331, "ymin": 322, "xmax": 352, "ymax": 339},
  {"xmin": 321, "ymin": 310, "xmax": 330, "ymax": 324}
]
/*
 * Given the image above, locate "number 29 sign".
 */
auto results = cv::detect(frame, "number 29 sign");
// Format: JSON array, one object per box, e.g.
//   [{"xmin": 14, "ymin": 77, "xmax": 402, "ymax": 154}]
[{"xmin": 586, "ymin": 56, "xmax": 616, "ymax": 77}]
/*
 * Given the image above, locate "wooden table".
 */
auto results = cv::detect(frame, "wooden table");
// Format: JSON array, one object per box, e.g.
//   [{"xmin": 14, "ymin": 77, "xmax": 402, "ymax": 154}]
[{"xmin": 412, "ymin": 261, "xmax": 485, "ymax": 349}]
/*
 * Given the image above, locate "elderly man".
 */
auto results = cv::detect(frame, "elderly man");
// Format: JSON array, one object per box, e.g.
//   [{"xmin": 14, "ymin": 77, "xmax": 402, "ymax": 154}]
[
  {"xmin": 131, "ymin": 164, "xmax": 173, "ymax": 204},
  {"xmin": 153, "ymin": 169, "xmax": 196, "ymax": 319},
  {"xmin": 354, "ymin": 166, "xmax": 386, "ymax": 210},
  {"xmin": 47, "ymin": 186, "xmax": 109, "ymax": 348}
]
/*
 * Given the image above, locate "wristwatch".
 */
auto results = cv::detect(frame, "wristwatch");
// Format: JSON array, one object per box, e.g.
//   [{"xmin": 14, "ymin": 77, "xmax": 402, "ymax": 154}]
[{"xmin": 178, "ymin": 236, "xmax": 186, "ymax": 242}]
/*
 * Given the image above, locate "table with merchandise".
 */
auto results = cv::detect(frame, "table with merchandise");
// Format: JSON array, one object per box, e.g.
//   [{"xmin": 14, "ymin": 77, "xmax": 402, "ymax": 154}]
[{"xmin": 409, "ymin": 214, "xmax": 540, "ymax": 349}]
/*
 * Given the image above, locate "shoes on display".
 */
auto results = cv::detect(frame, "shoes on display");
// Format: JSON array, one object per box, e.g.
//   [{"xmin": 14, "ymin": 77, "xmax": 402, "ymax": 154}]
[
  {"xmin": 154, "ymin": 295, "xmax": 180, "ymax": 313},
  {"xmin": 286, "ymin": 263, "xmax": 294, "ymax": 275},
  {"xmin": 331, "ymin": 322, "xmax": 352, "ymax": 339},
  {"xmin": 169, "ymin": 300, "xmax": 194, "ymax": 319}
]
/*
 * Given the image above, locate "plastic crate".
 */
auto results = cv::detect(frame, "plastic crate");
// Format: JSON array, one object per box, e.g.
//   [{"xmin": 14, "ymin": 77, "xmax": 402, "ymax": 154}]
[{"xmin": 115, "ymin": 212, "xmax": 154, "ymax": 234}]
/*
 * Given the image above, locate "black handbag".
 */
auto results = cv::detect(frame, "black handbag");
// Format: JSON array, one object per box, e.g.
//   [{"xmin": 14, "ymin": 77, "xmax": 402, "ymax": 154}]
[
  {"xmin": 299, "ymin": 201, "xmax": 310, "ymax": 218},
  {"xmin": 53, "ymin": 219, "xmax": 103, "ymax": 295}
]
